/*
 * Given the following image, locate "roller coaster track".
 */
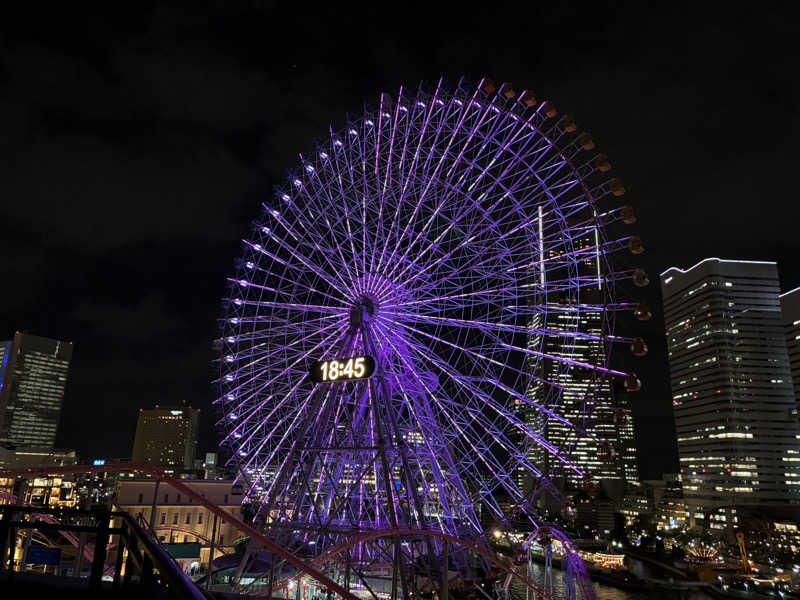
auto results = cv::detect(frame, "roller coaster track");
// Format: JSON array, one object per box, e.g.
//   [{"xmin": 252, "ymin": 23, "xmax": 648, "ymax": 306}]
[{"xmin": 0, "ymin": 463, "xmax": 568, "ymax": 599}]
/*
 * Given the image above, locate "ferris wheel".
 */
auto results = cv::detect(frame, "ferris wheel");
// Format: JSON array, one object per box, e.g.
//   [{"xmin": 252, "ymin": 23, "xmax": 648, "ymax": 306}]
[{"xmin": 216, "ymin": 77, "xmax": 646, "ymax": 595}]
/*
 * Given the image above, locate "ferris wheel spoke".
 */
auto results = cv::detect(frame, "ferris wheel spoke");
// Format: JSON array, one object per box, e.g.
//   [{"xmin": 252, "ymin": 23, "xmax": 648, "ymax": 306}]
[
  {"xmin": 382, "ymin": 310, "xmax": 614, "ymax": 345},
  {"xmin": 387, "ymin": 225, "xmax": 607, "ymax": 310},
  {"xmin": 394, "ymin": 305, "xmax": 624, "ymax": 378},
  {"xmin": 395, "ymin": 328, "xmax": 586, "ymax": 434},
  {"xmin": 289, "ymin": 180, "xmax": 362, "ymax": 296},
  {"xmin": 383, "ymin": 97, "xmax": 549, "ymax": 283},
  {"xmin": 404, "ymin": 223, "xmax": 606, "ymax": 302},
  {"xmin": 228, "ymin": 275, "xmax": 346, "ymax": 311},
  {"xmin": 259, "ymin": 208, "xmax": 355, "ymax": 297},
  {"xmin": 325, "ymin": 129, "xmax": 367, "ymax": 284},
  {"xmin": 260, "ymin": 268, "xmax": 348, "ymax": 307},
  {"xmin": 396, "ymin": 329, "xmax": 584, "ymax": 473},
  {"xmin": 227, "ymin": 314, "xmax": 340, "ymax": 346},
  {"xmin": 371, "ymin": 89, "xmax": 409, "ymax": 285},
  {"xmin": 391, "ymin": 199, "xmax": 543, "ymax": 291},
  {"xmin": 222, "ymin": 321, "xmax": 347, "ymax": 410},
  {"xmin": 381, "ymin": 281, "xmax": 525, "ymax": 312},
  {"xmin": 242, "ymin": 236, "xmax": 350, "ymax": 303},
  {"xmin": 334, "ymin": 130, "xmax": 369, "ymax": 282},
  {"xmin": 376, "ymin": 314, "xmax": 607, "ymax": 409},
  {"xmin": 378, "ymin": 84, "xmax": 492, "ymax": 278},
  {"xmin": 251, "ymin": 386, "xmax": 339, "ymax": 513},
  {"xmin": 392, "ymin": 257, "xmax": 613, "ymax": 314},
  {"xmin": 233, "ymin": 383, "xmax": 322, "ymax": 492},
  {"xmin": 231, "ymin": 301, "xmax": 348, "ymax": 318},
  {"xmin": 224, "ymin": 373, "xmax": 309, "ymax": 455},
  {"xmin": 369, "ymin": 323, "xmax": 517, "ymax": 521},
  {"xmin": 224, "ymin": 317, "xmax": 345, "ymax": 375},
  {"xmin": 378, "ymin": 92, "xmax": 415, "ymax": 231},
  {"xmin": 371, "ymin": 330, "xmax": 472, "ymax": 509}
]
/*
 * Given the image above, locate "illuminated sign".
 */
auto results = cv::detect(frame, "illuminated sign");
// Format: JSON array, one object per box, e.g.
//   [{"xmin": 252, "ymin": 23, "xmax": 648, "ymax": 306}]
[
  {"xmin": 93, "ymin": 459, "xmax": 105, "ymax": 466},
  {"xmin": 310, "ymin": 355, "xmax": 375, "ymax": 383}
]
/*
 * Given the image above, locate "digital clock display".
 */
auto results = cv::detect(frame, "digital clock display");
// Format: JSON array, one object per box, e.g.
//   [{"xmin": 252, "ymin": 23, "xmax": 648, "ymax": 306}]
[{"xmin": 310, "ymin": 355, "xmax": 376, "ymax": 383}]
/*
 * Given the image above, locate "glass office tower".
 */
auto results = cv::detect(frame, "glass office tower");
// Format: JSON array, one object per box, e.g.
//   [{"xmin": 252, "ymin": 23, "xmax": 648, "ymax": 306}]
[
  {"xmin": 0, "ymin": 332, "xmax": 73, "ymax": 449},
  {"xmin": 661, "ymin": 259, "xmax": 800, "ymax": 528}
]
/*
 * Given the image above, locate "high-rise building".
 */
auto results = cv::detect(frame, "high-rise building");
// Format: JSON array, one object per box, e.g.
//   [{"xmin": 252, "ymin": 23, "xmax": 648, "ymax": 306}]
[
  {"xmin": 519, "ymin": 227, "xmax": 638, "ymax": 495},
  {"xmin": 0, "ymin": 332, "xmax": 73, "ymax": 450},
  {"xmin": 523, "ymin": 305, "xmax": 638, "ymax": 490},
  {"xmin": 779, "ymin": 286, "xmax": 800, "ymax": 416},
  {"xmin": 661, "ymin": 259, "xmax": 800, "ymax": 527},
  {"xmin": 132, "ymin": 406, "xmax": 199, "ymax": 474}
]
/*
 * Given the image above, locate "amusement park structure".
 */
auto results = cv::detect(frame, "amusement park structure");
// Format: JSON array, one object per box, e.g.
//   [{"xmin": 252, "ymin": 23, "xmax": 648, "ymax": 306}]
[
  {"xmin": 214, "ymin": 77, "xmax": 647, "ymax": 599},
  {"xmin": 0, "ymin": 463, "xmax": 576, "ymax": 599}
]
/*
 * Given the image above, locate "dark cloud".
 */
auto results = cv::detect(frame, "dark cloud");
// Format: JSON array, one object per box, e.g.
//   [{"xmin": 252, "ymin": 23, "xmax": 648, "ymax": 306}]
[
  {"xmin": 113, "ymin": 45, "xmax": 283, "ymax": 133},
  {"xmin": 70, "ymin": 292, "xmax": 184, "ymax": 343},
  {"xmin": 1, "ymin": 128, "xmax": 253, "ymax": 246},
  {"xmin": 0, "ymin": 243, "xmax": 47, "ymax": 310}
]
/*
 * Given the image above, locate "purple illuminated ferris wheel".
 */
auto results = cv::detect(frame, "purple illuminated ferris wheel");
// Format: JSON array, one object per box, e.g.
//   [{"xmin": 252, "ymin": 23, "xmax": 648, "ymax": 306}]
[{"xmin": 217, "ymin": 78, "xmax": 646, "ymax": 593}]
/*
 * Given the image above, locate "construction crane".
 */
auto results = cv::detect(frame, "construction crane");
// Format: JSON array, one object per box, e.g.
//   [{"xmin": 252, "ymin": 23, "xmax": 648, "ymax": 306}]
[{"xmin": 735, "ymin": 532, "xmax": 750, "ymax": 574}]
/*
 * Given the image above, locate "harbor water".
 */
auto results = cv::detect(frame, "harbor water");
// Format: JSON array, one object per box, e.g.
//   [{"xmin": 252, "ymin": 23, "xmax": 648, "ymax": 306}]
[{"xmin": 508, "ymin": 558, "xmax": 709, "ymax": 600}]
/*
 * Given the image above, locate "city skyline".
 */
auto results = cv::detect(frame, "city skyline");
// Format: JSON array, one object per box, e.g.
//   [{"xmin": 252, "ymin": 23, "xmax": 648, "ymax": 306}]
[
  {"xmin": 9, "ymin": 254, "xmax": 800, "ymax": 471},
  {"xmin": 2, "ymin": 6, "xmax": 800, "ymax": 482}
]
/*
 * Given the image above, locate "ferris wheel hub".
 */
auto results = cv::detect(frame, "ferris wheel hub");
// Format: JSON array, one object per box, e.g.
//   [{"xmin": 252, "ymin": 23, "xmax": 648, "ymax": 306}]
[{"xmin": 350, "ymin": 294, "xmax": 378, "ymax": 329}]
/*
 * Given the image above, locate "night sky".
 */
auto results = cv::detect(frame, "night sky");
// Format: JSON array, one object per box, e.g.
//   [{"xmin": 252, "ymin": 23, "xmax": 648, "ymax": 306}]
[{"xmin": 2, "ymin": 4, "xmax": 799, "ymax": 480}]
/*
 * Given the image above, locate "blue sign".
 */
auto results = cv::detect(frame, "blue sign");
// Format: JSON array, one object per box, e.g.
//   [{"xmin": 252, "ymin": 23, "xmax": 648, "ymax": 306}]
[
  {"xmin": 26, "ymin": 546, "xmax": 61, "ymax": 566},
  {"xmin": 93, "ymin": 459, "xmax": 105, "ymax": 466}
]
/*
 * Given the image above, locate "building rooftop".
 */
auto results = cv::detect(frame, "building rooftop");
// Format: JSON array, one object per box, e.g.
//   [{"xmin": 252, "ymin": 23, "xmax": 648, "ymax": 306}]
[{"xmin": 660, "ymin": 257, "xmax": 776, "ymax": 278}]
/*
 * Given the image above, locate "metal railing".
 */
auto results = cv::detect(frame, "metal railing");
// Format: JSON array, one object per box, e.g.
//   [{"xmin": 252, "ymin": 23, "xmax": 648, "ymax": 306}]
[{"xmin": 0, "ymin": 504, "xmax": 211, "ymax": 599}]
